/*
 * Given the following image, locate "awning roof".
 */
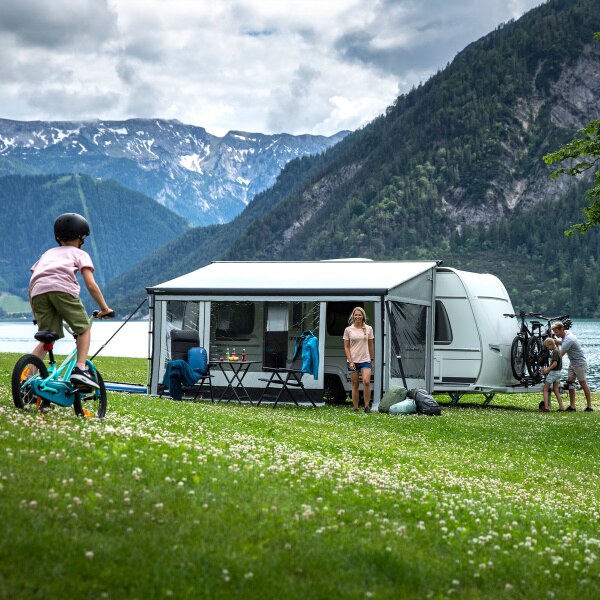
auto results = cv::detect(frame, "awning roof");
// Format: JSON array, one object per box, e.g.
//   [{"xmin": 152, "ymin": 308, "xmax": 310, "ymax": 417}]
[{"xmin": 147, "ymin": 260, "xmax": 439, "ymax": 296}]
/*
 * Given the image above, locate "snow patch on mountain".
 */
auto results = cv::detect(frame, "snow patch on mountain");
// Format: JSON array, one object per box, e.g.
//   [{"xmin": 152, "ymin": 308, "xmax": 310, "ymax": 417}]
[{"xmin": 0, "ymin": 118, "xmax": 350, "ymax": 226}]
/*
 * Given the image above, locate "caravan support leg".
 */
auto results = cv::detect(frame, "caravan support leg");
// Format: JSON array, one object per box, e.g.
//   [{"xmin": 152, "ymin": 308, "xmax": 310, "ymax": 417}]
[
  {"xmin": 482, "ymin": 393, "xmax": 495, "ymax": 407},
  {"xmin": 448, "ymin": 392, "xmax": 463, "ymax": 406}
]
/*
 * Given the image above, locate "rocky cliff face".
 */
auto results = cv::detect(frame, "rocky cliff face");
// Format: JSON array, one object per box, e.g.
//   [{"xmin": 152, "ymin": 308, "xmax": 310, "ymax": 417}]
[
  {"xmin": 0, "ymin": 118, "xmax": 348, "ymax": 225},
  {"xmin": 447, "ymin": 44, "xmax": 600, "ymax": 228}
]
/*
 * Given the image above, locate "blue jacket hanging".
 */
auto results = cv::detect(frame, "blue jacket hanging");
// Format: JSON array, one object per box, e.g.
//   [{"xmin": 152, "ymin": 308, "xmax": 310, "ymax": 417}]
[{"xmin": 293, "ymin": 330, "xmax": 319, "ymax": 379}]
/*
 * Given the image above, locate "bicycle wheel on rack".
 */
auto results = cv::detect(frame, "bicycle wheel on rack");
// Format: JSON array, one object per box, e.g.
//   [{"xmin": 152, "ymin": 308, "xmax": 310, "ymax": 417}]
[
  {"xmin": 526, "ymin": 335, "xmax": 543, "ymax": 376},
  {"xmin": 510, "ymin": 336, "xmax": 526, "ymax": 380},
  {"xmin": 74, "ymin": 366, "xmax": 107, "ymax": 418},
  {"xmin": 11, "ymin": 355, "xmax": 48, "ymax": 411}
]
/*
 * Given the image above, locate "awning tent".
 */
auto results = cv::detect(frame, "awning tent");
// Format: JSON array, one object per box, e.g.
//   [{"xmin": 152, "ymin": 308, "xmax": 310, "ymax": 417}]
[
  {"xmin": 146, "ymin": 260, "xmax": 439, "ymax": 402},
  {"xmin": 149, "ymin": 260, "xmax": 438, "ymax": 297}
]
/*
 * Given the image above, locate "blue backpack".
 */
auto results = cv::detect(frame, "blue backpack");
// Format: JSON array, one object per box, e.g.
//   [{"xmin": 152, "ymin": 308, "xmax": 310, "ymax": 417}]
[{"xmin": 187, "ymin": 347, "xmax": 208, "ymax": 375}]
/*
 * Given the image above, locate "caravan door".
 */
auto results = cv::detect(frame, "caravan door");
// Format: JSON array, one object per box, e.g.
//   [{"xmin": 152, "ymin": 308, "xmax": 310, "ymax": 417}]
[{"xmin": 433, "ymin": 270, "xmax": 482, "ymax": 390}]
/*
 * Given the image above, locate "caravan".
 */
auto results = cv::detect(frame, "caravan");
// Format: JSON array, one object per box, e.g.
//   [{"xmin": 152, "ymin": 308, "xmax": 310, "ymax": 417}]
[{"xmin": 146, "ymin": 260, "xmax": 523, "ymax": 405}]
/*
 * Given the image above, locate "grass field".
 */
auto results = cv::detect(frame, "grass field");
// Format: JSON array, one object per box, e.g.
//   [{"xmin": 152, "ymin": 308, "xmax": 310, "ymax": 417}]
[
  {"xmin": 0, "ymin": 293, "xmax": 30, "ymax": 315},
  {"xmin": 1, "ymin": 352, "xmax": 599, "ymax": 599}
]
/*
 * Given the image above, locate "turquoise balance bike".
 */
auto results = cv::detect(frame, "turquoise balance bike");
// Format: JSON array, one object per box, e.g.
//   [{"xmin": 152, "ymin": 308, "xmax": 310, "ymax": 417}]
[{"xmin": 11, "ymin": 310, "xmax": 114, "ymax": 418}]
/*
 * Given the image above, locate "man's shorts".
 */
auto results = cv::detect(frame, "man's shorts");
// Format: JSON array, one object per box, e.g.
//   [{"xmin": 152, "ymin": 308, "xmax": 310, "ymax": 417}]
[
  {"xmin": 545, "ymin": 370, "xmax": 562, "ymax": 384},
  {"xmin": 31, "ymin": 292, "xmax": 90, "ymax": 339},
  {"xmin": 568, "ymin": 363, "xmax": 588, "ymax": 383}
]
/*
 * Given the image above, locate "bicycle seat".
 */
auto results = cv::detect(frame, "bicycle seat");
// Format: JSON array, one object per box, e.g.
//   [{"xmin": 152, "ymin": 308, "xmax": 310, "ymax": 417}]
[{"xmin": 34, "ymin": 330, "xmax": 60, "ymax": 344}]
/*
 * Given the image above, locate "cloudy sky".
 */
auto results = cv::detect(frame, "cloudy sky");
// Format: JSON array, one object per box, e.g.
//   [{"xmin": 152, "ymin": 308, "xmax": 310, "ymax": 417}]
[{"xmin": 0, "ymin": 0, "xmax": 542, "ymax": 137}]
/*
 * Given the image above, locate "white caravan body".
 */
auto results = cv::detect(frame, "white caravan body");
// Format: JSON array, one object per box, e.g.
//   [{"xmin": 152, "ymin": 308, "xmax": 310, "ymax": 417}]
[
  {"xmin": 145, "ymin": 261, "xmax": 523, "ymax": 403},
  {"xmin": 432, "ymin": 267, "xmax": 521, "ymax": 396}
]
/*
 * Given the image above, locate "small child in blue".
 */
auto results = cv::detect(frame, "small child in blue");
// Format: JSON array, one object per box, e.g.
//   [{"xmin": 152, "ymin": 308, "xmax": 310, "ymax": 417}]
[{"xmin": 541, "ymin": 338, "xmax": 564, "ymax": 412}]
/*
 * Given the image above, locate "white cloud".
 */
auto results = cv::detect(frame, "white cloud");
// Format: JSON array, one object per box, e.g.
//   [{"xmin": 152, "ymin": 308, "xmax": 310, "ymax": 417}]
[{"xmin": 0, "ymin": 0, "xmax": 543, "ymax": 136}]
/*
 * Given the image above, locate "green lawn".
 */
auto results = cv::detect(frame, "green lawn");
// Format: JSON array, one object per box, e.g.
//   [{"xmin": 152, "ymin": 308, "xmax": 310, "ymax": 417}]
[
  {"xmin": 0, "ymin": 293, "xmax": 30, "ymax": 315},
  {"xmin": 0, "ymin": 352, "xmax": 599, "ymax": 599}
]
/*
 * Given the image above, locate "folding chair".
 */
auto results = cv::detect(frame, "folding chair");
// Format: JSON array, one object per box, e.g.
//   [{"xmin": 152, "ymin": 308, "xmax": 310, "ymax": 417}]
[
  {"xmin": 164, "ymin": 329, "xmax": 213, "ymax": 401},
  {"xmin": 258, "ymin": 335, "xmax": 317, "ymax": 408}
]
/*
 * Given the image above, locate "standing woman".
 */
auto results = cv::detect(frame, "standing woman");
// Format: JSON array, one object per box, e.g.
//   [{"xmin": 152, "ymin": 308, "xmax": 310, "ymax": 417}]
[{"xmin": 343, "ymin": 306, "xmax": 374, "ymax": 413}]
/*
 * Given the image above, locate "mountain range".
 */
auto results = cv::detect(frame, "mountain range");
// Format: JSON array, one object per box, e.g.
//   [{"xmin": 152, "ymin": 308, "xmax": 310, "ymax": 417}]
[
  {"xmin": 105, "ymin": 0, "xmax": 600, "ymax": 318},
  {"xmin": 0, "ymin": 174, "xmax": 188, "ymax": 305},
  {"xmin": 1, "ymin": 0, "xmax": 599, "ymax": 319},
  {"xmin": 0, "ymin": 119, "xmax": 348, "ymax": 226}
]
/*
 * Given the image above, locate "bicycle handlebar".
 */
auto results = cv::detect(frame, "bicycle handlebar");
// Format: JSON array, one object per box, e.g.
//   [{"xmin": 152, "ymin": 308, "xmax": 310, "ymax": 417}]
[
  {"xmin": 93, "ymin": 310, "xmax": 116, "ymax": 319},
  {"xmin": 504, "ymin": 311, "xmax": 569, "ymax": 322}
]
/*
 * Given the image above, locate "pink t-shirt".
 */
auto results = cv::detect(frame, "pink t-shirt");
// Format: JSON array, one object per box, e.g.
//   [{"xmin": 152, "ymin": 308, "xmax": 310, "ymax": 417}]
[
  {"xmin": 343, "ymin": 324, "xmax": 374, "ymax": 363},
  {"xmin": 29, "ymin": 246, "xmax": 94, "ymax": 299}
]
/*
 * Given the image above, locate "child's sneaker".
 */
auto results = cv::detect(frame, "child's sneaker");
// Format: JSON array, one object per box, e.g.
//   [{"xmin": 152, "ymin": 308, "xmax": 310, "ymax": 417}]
[
  {"xmin": 584, "ymin": 407, "xmax": 594, "ymax": 412},
  {"xmin": 70, "ymin": 367, "xmax": 100, "ymax": 390},
  {"xmin": 539, "ymin": 407, "xmax": 549, "ymax": 413}
]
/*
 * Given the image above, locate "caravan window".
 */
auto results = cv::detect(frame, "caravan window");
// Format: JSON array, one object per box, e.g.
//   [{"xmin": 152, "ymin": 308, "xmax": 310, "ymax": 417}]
[
  {"xmin": 213, "ymin": 302, "xmax": 255, "ymax": 339},
  {"xmin": 434, "ymin": 300, "xmax": 453, "ymax": 344},
  {"xmin": 166, "ymin": 301, "xmax": 200, "ymax": 331}
]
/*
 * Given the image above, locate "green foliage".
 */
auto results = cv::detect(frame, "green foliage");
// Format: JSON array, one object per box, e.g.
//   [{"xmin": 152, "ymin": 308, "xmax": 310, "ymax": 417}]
[
  {"xmin": 0, "ymin": 292, "xmax": 30, "ymax": 315},
  {"xmin": 544, "ymin": 118, "xmax": 600, "ymax": 234},
  {"xmin": 227, "ymin": 0, "xmax": 599, "ymax": 305},
  {"xmin": 0, "ymin": 173, "xmax": 189, "ymax": 313},
  {"xmin": 448, "ymin": 180, "xmax": 600, "ymax": 316},
  {"xmin": 105, "ymin": 138, "xmax": 357, "ymax": 313},
  {"xmin": 106, "ymin": 0, "xmax": 599, "ymax": 317}
]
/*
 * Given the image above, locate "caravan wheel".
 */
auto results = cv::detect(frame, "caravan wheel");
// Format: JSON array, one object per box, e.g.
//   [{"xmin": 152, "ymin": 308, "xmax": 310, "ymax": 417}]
[{"xmin": 324, "ymin": 375, "xmax": 348, "ymax": 404}]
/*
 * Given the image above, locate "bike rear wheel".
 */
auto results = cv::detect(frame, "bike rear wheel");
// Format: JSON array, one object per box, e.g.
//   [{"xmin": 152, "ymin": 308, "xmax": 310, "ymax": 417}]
[
  {"xmin": 510, "ymin": 336, "xmax": 526, "ymax": 380},
  {"xmin": 526, "ymin": 336, "xmax": 543, "ymax": 376},
  {"xmin": 73, "ymin": 366, "xmax": 107, "ymax": 419},
  {"xmin": 11, "ymin": 355, "xmax": 49, "ymax": 411}
]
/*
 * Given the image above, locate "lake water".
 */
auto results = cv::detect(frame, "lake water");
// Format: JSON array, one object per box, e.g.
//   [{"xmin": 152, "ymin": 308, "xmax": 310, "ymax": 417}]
[
  {"xmin": 565, "ymin": 319, "xmax": 600, "ymax": 391},
  {"xmin": 1, "ymin": 318, "xmax": 599, "ymax": 389},
  {"xmin": 0, "ymin": 320, "xmax": 149, "ymax": 358}
]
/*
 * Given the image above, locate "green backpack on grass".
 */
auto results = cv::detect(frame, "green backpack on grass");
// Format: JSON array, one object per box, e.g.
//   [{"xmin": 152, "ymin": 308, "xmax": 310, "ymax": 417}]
[{"xmin": 378, "ymin": 387, "xmax": 408, "ymax": 413}]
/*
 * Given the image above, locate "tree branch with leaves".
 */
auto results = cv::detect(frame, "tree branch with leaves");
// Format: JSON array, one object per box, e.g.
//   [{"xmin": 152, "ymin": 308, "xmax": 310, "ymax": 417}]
[{"xmin": 543, "ymin": 33, "xmax": 600, "ymax": 235}]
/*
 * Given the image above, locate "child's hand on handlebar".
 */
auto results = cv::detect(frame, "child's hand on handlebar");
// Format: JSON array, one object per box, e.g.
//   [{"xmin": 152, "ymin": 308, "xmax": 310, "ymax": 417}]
[{"xmin": 95, "ymin": 307, "xmax": 115, "ymax": 319}]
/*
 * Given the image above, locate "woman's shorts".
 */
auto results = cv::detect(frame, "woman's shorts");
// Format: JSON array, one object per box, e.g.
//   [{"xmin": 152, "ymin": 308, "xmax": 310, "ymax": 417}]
[
  {"xmin": 545, "ymin": 370, "xmax": 561, "ymax": 384},
  {"xmin": 348, "ymin": 361, "xmax": 371, "ymax": 372},
  {"xmin": 568, "ymin": 363, "xmax": 588, "ymax": 382},
  {"xmin": 31, "ymin": 292, "xmax": 90, "ymax": 339}
]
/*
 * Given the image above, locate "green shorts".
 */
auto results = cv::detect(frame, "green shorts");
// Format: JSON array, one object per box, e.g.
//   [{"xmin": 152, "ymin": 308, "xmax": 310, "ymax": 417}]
[{"xmin": 31, "ymin": 292, "xmax": 90, "ymax": 339}]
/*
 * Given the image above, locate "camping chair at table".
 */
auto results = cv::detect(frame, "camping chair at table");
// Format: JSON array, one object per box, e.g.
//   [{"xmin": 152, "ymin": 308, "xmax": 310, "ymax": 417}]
[
  {"xmin": 160, "ymin": 329, "xmax": 213, "ymax": 401},
  {"xmin": 258, "ymin": 333, "xmax": 317, "ymax": 408}
]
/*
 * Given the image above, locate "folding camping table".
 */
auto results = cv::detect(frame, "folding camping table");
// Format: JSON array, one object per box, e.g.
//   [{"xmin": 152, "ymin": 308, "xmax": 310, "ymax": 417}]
[{"xmin": 212, "ymin": 360, "xmax": 259, "ymax": 404}]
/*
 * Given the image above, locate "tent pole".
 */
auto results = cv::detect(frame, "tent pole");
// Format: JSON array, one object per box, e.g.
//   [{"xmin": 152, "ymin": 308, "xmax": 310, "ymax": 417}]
[{"xmin": 91, "ymin": 298, "xmax": 148, "ymax": 360}]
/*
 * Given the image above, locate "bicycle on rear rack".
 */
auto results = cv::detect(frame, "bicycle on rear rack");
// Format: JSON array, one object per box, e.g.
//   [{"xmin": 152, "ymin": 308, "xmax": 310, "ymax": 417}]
[
  {"xmin": 504, "ymin": 311, "xmax": 571, "ymax": 382},
  {"xmin": 11, "ymin": 310, "xmax": 115, "ymax": 418}
]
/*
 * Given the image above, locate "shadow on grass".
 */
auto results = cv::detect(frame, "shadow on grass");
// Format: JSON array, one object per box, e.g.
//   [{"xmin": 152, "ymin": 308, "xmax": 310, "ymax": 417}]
[{"xmin": 436, "ymin": 400, "xmax": 532, "ymax": 412}]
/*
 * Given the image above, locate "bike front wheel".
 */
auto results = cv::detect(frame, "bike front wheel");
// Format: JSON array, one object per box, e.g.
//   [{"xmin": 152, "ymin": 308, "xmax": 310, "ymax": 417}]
[
  {"xmin": 526, "ymin": 336, "xmax": 543, "ymax": 376},
  {"xmin": 73, "ymin": 366, "xmax": 107, "ymax": 419},
  {"xmin": 510, "ymin": 336, "xmax": 526, "ymax": 380},
  {"xmin": 11, "ymin": 355, "xmax": 49, "ymax": 411}
]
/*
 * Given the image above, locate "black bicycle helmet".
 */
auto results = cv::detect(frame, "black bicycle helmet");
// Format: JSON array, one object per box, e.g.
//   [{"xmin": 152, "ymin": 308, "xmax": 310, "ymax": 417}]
[{"xmin": 54, "ymin": 213, "xmax": 90, "ymax": 243}]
